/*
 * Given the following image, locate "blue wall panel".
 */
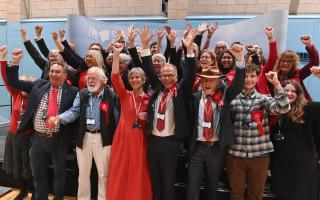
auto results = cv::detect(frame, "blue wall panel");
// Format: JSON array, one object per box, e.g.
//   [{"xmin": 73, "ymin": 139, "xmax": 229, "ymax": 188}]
[{"xmin": 0, "ymin": 17, "xmax": 320, "ymax": 123}]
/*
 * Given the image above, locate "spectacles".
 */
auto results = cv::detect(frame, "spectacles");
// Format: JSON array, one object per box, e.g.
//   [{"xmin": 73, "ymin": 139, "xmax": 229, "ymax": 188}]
[{"xmin": 160, "ymin": 74, "xmax": 176, "ymax": 79}]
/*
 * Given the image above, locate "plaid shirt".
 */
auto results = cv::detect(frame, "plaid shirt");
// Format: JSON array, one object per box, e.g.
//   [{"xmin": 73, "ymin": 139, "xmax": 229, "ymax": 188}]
[
  {"xmin": 33, "ymin": 86, "xmax": 62, "ymax": 133},
  {"xmin": 228, "ymin": 87, "xmax": 290, "ymax": 158}
]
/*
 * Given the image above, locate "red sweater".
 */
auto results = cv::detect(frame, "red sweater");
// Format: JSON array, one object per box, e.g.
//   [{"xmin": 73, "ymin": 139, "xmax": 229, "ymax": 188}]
[{"xmin": 1, "ymin": 61, "xmax": 31, "ymax": 135}]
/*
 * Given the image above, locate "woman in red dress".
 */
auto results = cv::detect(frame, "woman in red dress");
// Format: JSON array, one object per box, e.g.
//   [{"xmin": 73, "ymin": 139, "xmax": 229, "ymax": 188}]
[{"xmin": 106, "ymin": 43, "xmax": 152, "ymax": 200}]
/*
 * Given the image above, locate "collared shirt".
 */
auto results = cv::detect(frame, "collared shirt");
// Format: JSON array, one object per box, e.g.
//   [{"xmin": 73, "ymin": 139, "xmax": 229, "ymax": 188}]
[
  {"xmin": 34, "ymin": 85, "xmax": 63, "ymax": 133},
  {"xmin": 228, "ymin": 87, "xmax": 290, "ymax": 158},
  {"xmin": 59, "ymin": 89, "xmax": 104, "ymax": 131},
  {"xmin": 152, "ymin": 91, "xmax": 175, "ymax": 137},
  {"xmin": 197, "ymin": 93, "xmax": 219, "ymax": 142}
]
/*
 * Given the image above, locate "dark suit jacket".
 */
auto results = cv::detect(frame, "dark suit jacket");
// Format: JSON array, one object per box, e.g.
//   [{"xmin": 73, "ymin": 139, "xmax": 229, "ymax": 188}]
[
  {"xmin": 142, "ymin": 54, "xmax": 196, "ymax": 140},
  {"xmin": 77, "ymin": 88, "xmax": 119, "ymax": 148},
  {"xmin": 6, "ymin": 64, "xmax": 78, "ymax": 146},
  {"xmin": 187, "ymin": 65, "xmax": 245, "ymax": 160}
]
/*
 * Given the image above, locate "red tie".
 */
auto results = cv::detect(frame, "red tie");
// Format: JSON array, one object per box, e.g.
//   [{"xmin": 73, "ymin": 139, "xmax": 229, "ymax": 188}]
[
  {"xmin": 156, "ymin": 91, "xmax": 169, "ymax": 132},
  {"xmin": 203, "ymin": 96, "xmax": 214, "ymax": 141},
  {"xmin": 46, "ymin": 87, "xmax": 58, "ymax": 129}
]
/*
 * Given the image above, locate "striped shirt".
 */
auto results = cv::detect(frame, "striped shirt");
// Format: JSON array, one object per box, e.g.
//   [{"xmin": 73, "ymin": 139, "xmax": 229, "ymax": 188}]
[{"xmin": 228, "ymin": 87, "xmax": 290, "ymax": 158}]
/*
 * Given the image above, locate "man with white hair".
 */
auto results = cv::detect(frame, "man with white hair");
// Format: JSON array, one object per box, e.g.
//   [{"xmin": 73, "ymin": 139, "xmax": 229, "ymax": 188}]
[
  {"xmin": 48, "ymin": 67, "xmax": 119, "ymax": 200},
  {"xmin": 215, "ymin": 41, "xmax": 229, "ymax": 58}
]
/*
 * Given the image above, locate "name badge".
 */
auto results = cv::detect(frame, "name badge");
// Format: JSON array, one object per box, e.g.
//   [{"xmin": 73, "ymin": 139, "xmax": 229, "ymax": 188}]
[
  {"xmin": 202, "ymin": 121, "xmax": 212, "ymax": 128},
  {"xmin": 156, "ymin": 113, "xmax": 165, "ymax": 120},
  {"xmin": 86, "ymin": 118, "xmax": 95, "ymax": 125}
]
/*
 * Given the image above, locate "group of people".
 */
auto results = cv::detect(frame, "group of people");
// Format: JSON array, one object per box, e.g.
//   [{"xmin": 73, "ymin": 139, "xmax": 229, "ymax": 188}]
[{"xmin": 1, "ymin": 21, "xmax": 320, "ymax": 200}]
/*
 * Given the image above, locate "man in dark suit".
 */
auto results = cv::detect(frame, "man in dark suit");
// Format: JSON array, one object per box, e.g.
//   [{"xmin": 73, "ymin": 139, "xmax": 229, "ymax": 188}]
[
  {"xmin": 48, "ymin": 66, "xmax": 118, "ymax": 200},
  {"xmin": 139, "ymin": 25, "xmax": 196, "ymax": 200},
  {"xmin": 6, "ymin": 48, "xmax": 78, "ymax": 200},
  {"xmin": 186, "ymin": 46, "xmax": 245, "ymax": 200}
]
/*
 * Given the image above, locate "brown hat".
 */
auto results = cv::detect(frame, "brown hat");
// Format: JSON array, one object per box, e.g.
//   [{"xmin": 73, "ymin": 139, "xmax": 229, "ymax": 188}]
[{"xmin": 198, "ymin": 66, "xmax": 222, "ymax": 79}]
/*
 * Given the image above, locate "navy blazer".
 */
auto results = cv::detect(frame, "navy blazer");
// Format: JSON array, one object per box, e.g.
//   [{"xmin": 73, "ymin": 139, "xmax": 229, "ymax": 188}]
[
  {"xmin": 6, "ymin": 64, "xmax": 78, "ymax": 146},
  {"xmin": 142, "ymin": 54, "xmax": 196, "ymax": 140},
  {"xmin": 187, "ymin": 65, "xmax": 245, "ymax": 160}
]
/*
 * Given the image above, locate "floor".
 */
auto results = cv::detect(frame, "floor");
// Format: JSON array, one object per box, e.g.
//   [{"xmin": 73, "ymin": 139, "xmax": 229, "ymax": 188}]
[{"xmin": 0, "ymin": 188, "xmax": 76, "ymax": 200}]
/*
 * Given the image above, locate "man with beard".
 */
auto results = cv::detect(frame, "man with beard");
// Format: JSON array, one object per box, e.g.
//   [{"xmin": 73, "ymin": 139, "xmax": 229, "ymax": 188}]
[
  {"xmin": 48, "ymin": 66, "xmax": 118, "ymax": 200},
  {"xmin": 6, "ymin": 49, "xmax": 78, "ymax": 200}
]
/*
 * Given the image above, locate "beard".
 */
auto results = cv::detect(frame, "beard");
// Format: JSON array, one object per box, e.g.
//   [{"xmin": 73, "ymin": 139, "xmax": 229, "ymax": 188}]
[{"xmin": 87, "ymin": 84, "xmax": 100, "ymax": 94}]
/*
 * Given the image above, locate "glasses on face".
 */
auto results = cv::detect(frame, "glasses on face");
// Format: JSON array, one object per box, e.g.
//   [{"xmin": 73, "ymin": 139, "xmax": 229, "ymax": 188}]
[
  {"xmin": 200, "ymin": 55, "xmax": 212, "ymax": 60},
  {"xmin": 280, "ymin": 59, "xmax": 292, "ymax": 64},
  {"xmin": 160, "ymin": 74, "xmax": 176, "ymax": 79}
]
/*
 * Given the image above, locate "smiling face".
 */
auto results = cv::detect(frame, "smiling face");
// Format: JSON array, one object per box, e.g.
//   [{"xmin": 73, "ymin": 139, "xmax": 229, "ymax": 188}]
[
  {"xmin": 85, "ymin": 52, "xmax": 98, "ymax": 67},
  {"xmin": 220, "ymin": 52, "xmax": 234, "ymax": 69},
  {"xmin": 215, "ymin": 41, "xmax": 228, "ymax": 57},
  {"xmin": 152, "ymin": 54, "xmax": 165, "ymax": 76},
  {"xmin": 49, "ymin": 63, "xmax": 67, "ymax": 87},
  {"xmin": 199, "ymin": 51, "xmax": 215, "ymax": 69},
  {"xmin": 285, "ymin": 83, "xmax": 297, "ymax": 104},
  {"xmin": 87, "ymin": 71, "xmax": 104, "ymax": 95},
  {"xmin": 129, "ymin": 72, "xmax": 144, "ymax": 90},
  {"xmin": 243, "ymin": 71, "xmax": 258, "ymax": 93},
  {"xmin": 160, "ymin": 64, "xmax": 177, "ymax": 89}
]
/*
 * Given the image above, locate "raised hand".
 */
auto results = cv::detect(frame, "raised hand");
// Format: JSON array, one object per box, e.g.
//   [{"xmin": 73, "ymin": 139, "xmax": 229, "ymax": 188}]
[
  {"xmin": 310, "ymin": 66, "xmax": 320, "ymax": 78},
  {"xmin": 138, "ymin": 25, "xmax": 153, "ymax": 49},
  {"xmin": 265, "ymin": 26, "xmax": 275, "ymax": 42},
  {"xmin": 230, "ymin": 43, "xmax": 245, "ymax": 61},
  {"xmin": 156, "ymin": 27, "xmax": 165, "ymax": 41},
  {"xmin": 197, "ymin": 23, "xmax": 208, "ymax": 35},
  {"xmin": 127, "ymin": 24, "xmax": 136, "ymax": 47},
  {"xmin": 265, "ymin": 71, "xmax": 280, "ymax": 87},
  {"xmin": 113, "ymin": 42, "xmax": 124, "ymax": 55},
  {"xmin": 58, "ymin": 29, "xmax": 66, "ymax": 40},
  {"xmin": 0, "ymin": 45, "xmax": 7, "ymax": 61},
  {"xmin": 167, "ymin": 29, "xmax": 177, "ymax": 48},
  {"xmin": 52, "ymin": 32, "xmax": 59, "ymax": 42},
  {"xmin": 20, "ymin": 28, "xmax": 28, "ymax": 42},
  {"xmin": 183, "ymin": 23, "xmax": 192, "ymax": 39},
  {"xmin": 182, "ymin": 29, "xmax": 197, "ymax": 54},
  {"xmin": 207, "ymin": 22, "xmax": 218, "ymax": 36},
  {"xmin": 35, "ymin": 25, "xmax": 43, "ymax": 39},
  {"xmin": 300, "ymin": 35, "xmax": 313, "ymax": 48},
  {"xmin": 11, "ymin": 49, "xmax": 24, "ymax": 65},
  {"xmin": 115, "ymin": 29, "xmax": 125, "ymax": 42}
]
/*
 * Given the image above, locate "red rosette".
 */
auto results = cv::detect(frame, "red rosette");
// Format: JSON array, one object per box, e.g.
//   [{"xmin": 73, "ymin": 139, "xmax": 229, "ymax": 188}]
[
  {"xmin": 226, "ymin": 69, "xmax": 235, "ymax": 86},
  {"xmin": 251, "ymin": 110, "xmax": 265, "ymax": 136},
  {"xmin": 100, "ymin": 100, "xmax": 109, "ymax": 124},
  {"xmin": 213, "ymin": 91, "xmax": 224, "ymax": 107}
]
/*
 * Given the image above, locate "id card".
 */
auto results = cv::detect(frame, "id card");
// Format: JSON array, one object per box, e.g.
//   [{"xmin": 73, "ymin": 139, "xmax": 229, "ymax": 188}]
[
  {"xmin": 156, "ymin": 113, "xmax": 165, "ymax": 120},
  {"xmin": 86, "ymin": 118, "xmax": 96, "ymax": 125},
  {"xmin": 202, "ymin": 121, "xmax": 212, "ymax": 128}
]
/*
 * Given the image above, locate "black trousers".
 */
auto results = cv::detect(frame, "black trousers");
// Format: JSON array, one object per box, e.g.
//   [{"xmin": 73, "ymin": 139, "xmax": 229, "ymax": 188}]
[
  {"xmin": 147, "ymin": 135, "xmax": 180, "ymax": 200},
  {"xmin": 186, "ymin": 142, "xmax": 226, "ymax": 200},
  {"xmin": 29, "ymin": 135, "xmax": 67, "ymax": 200}
]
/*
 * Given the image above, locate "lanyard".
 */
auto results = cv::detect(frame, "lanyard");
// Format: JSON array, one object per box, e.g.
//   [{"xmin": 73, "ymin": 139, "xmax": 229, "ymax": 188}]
[
  {"xmin": 132, "ymin": 92, "xmax": 145, "ymax": 119},
  {"xmin": 240, "ymin": 95, "xmax": 256, "ymax": 115}
]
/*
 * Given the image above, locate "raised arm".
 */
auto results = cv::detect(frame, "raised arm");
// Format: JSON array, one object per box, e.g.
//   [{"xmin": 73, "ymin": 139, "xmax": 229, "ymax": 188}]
[
  {"xmin": 180, "ymin": 29, "xmax": 197, "ymax": 96},
  {"xmin": 156, "ymin": 26, "xmax": 165, "ymax": 54},
  {"xmin": 265, "ymin": 71, "xmax": 290, "ymax": 115},
  {"xmin": 0, "ymin": 46, "xmax": 18, "ymax": 95},
  {"xmin": 299, "ymin": 35, "xmax": 319, "ymax": 80},
  {"xmin": 127, "ymin": 24, "xmax": 143, "ymax": 68},
  {"xmin": 6, "ymin": 49, "xmax": 35, "ymax": 93},
  {"xmin": 202, "ymin": 22, "xmax": 218, "ymax": 50},
  {"xmin": 261, "ymin": 26, "xmax": 278, "ymax": 73},
  {"xmin": 34, "ymin": 25, "xmax": 50, "ymax": 58},
  {"xmin": 111, "ymin": 43, "xmax": 128, "ymax": 100},
  {"xmin": 20, "ymin": 28, "xmax": 47, "ymax": 70},
  {"xmin": 139, "ymin": 25, "xmax": 162, "ymax": 89},
  {"xmin": 59, "ymin": 29, "xmax": 83, "ymax": 62},
  {"xmin": 226, "ymin": 44, "xmax": 246, "ymax": 102},
  {"xmin": 52, "ymin": 31, "xmax": 83, "ymax": 69}
]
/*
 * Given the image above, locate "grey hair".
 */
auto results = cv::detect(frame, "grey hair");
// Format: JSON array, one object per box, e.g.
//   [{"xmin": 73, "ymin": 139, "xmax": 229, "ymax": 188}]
[
  {"xmin": 152, "ymin": 53, "xmax": 166, "ymax": 64},
  {"xmin": 87, "ymin": 66, "xmax": 107, "ymax": 84},
  {"xmin": 215, "ymin": 41, "xmax": 229, "ymax": 49},
  {"xmin": 128, "ymin": 67, "xmax": 146, "ymax": 82},
  {"xmin": 119, "ymin": 53, "xmax": 131, "ymax": 66}
]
